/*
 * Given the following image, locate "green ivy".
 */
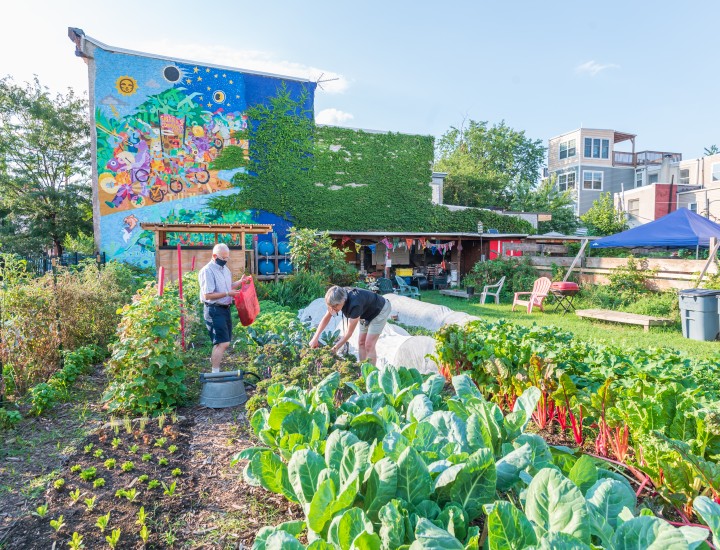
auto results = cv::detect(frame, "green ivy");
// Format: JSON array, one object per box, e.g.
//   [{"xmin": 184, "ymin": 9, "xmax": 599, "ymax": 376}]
[{"xmin": 211, "ymin": 88, "xmax": 533, "ymax": 234}]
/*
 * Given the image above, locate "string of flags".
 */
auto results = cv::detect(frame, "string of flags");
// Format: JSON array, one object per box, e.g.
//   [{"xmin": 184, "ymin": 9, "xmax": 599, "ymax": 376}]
[{"xmin": 339, "ymin": 236, "xmax": 460, "ymax": 255}]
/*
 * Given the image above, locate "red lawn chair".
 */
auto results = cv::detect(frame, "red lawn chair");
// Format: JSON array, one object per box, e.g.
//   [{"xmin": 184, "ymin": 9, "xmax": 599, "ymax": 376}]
[{"xmin": 512, "ymin": 277, "xmax": 552, "ymax": 314}]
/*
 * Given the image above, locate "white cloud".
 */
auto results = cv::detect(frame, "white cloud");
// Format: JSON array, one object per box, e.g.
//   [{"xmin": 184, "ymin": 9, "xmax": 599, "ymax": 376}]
[
  {"xmin": 575, "ymin": 60, "xmax": 620, "ymax": 77},
  {"xmin": 136, "ymin": 40, "xmax": 349, "ymax": 94},
  {"xmin": 315, "ymin": 108, "xmax": 355, "ymax": 125}
]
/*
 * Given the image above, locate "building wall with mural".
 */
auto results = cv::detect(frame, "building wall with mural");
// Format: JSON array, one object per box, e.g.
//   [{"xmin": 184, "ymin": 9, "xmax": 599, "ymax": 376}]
[{"xmin": 71, "ymin": 30, "xmax": 315, "ymax": 269}]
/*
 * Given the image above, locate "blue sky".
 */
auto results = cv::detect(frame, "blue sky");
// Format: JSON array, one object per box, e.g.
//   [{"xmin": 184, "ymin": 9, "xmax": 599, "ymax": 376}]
[{"xmin": 3, "ymin": 0, "xmax": 720, "ymax": 161}]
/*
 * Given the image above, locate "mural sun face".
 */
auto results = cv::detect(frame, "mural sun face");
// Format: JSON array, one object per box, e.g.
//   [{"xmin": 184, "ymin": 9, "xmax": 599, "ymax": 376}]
[{"xmin": 116, "ymin": 76, "xmax": 138, "ymax": 96}]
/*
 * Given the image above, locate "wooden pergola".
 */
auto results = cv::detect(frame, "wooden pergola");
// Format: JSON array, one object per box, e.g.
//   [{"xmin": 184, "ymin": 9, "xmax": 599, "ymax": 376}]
[{"xmin": 140, "ymin": 223, "xmax": 273, "ymax": 282}]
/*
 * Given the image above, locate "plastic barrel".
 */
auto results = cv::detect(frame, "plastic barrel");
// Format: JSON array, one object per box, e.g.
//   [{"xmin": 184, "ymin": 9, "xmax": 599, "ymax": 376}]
[
  {"xmin": 258, "ymin": 260, "xmax": 275, "ymax": 275},
  {"xmin": 277, "ymin": 241, "xmax": 291, "ymax": 255},
  {"xmin": 258, "ymin": 240, "xmax": 274, "ymax": 256},
  {"xmin": 278, "ymin": 260, "xmax": 293, "ymax": 274}
]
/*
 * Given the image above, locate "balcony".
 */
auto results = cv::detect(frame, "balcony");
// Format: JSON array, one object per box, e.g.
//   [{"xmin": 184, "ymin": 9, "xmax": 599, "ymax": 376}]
[{"xmin": 612, "ymin": 151, "xmax": 682, "ymax": 167}]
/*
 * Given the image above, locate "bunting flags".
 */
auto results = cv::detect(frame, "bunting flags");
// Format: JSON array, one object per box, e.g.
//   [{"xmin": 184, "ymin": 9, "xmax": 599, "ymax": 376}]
[
  {"xmin": 369, "ymin": 244, "xmax": 376, "ymax": 253},
  {"xmin": 341, "ymin": 236, "xmax": 350, "ymax": 245},
  {"xmin": 405, "ymin": 238, "xmax": 414, "ymax": 249}
]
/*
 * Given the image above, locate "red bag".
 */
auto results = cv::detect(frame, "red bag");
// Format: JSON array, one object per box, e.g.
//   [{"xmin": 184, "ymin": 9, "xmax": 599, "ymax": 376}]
[{"xmin": 234, "ymin": 277, "xmax": 260, "ymax": 326}]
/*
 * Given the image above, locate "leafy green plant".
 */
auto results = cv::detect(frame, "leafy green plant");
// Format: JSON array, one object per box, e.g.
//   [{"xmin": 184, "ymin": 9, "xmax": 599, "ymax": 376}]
[
  {"xmin": 93, "ymin": 449, "xmax": 104, "ymax": 459},
  {"xmin": 96, "ymin": 512, "xmax": 110, "ymax": 533},
  {"xmin": 171, "ymin": 468, "xmax": 182, "ymax": 477},
  {"xmin": 106, "ymin": 528, "xmax": 121, "ymax": 549},
  {"xmin": 154, "ymin": 436, "xmax": 167, "ymax": 448},
  {"xmin": 147, "ymin": 479, "xmax": 160, "ymax": 490},
  {"xmin": 70, "ymin": 465, "xmax": 81, "ymax": 473},
  {"xmin": 137, "ymin": 474, "xmax": 149, "ymax": 484},
  {"xmin": 34, "ymin": 504, "xmax": 49, "ymax": 518},
  {"xmin": 103, "ymin": 286, "xmax": 186, "ymax": 415},
  {"xmin": 84, "ymin": 495, "xmax": 96, "ymax": 511},
  {"xmin": 136, "ymin": 506, "xmax": 147, "ymax": 526},
  {"xmin": 49, "ymin": 515, "xmax": 65, "ymax": 532},
  {"xmin": 0, "ymin": 407, "xmax": 21, "ymax": 429},
  {"xmin": 111, "ymin": 437, "xmax": 121, "ymax": 449},
  {"xmin": 141, "ymin": 453, "xmax": 152, "ymax": 462},
  {"xmin": 68, "ymin": 488, "xmax": 81, "ymax": 503},
  {"xmin": 93, "ymin": 478, "xmax": 106, "ymax": 489},
  {"xmin": 104, "ymin": 458, "xmax": 116, "ymax": 470},
  {"xmin": 157, "ymin": 412, "xmax": 166, "ymax": 430},
  {"xmin": 68, "ymin": 531, "xmax": 84, "ymax": 549},
  {"xmin": 53, "ymin": 478, "xmax": 65, "ymax": 490},
  {"xmin": 139, "ymin": 524, "xmax": 150, "ymax": 544},
  {"xmin": 158, "ymin": 457, "xmax": 168, "ymax": 466},
  {"xmin": 128, "ymin": 444, "xmax": 139, "ymax": 454},
  {"xmin": 121, "ymin": 461, "xmax": 134, "ymax": 472},
  {"xmin": 83, "ymin": 443, "xmax": 93, "ymax": 454},
  {"xmin": 162, "ymin": 481, "xmax": 177, "ymax": 497},
  {"xmin": 167, "ymin": 444, "xmax": 178, "ymax": 454}
]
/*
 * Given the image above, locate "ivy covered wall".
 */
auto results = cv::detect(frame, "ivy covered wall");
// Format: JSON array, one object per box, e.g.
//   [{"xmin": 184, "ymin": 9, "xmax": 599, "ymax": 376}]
[{"xmin": 213, "ymin": 89, "xmax": 533, "ymax": 235}]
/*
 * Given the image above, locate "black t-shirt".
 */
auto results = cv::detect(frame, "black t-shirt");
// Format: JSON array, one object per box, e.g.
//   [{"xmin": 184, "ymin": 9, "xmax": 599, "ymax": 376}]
[{"xmin": 341, "ymin": 288, "xmax": 387, "ymax": 322}]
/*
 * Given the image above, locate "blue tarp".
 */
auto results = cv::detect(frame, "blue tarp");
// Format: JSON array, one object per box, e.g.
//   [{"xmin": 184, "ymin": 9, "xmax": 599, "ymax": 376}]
[{"xmin": 590, "ymin": 208, "xmax": 720, "ymax": 248}]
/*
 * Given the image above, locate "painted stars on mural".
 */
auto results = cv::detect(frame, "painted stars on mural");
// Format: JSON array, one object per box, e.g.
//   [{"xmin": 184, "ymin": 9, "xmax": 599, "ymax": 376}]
[{"xmin": 173, "ymin": 63, "xmax": 245, "ymax": 113}]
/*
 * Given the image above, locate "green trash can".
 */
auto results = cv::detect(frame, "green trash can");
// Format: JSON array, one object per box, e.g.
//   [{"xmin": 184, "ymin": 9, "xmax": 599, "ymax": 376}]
[{"xmin": 679, "ymin": 289, "xmax": 720, "ymax": 341}]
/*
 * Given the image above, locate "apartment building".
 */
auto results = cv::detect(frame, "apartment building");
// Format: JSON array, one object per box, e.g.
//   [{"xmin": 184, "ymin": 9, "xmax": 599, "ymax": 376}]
[{"xmin": 547, "ymin": 128, "xmax": 681, "ymax": 216}]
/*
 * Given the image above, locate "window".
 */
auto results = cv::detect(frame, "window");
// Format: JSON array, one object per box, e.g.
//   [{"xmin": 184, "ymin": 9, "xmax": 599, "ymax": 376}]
[
  {"xmin": 583, "ymin": 170, "xmax": 603, "ymax": 190},
  {"xmin": 636, "ymin": 172, "xmax": 644, "ymax": 188},
  {"xmin": 712, "ymin": 163, "xmax": 720, "ymax": 182},
  {"xmin": 648, "ymin": 173, "xmax": 659, "ymax": 184},
  {"xmin": 689, "ymin": 203, "xmax": 697, "ymax": 213},
  {"xmin": 584, "ymin": 138, "xmax": 610, "ymax": 159},
  {"xmin": 680, "ymin": 169, "xmax": 690, "ymax": 185},
  {"xmin": 559, "ymin": 139, "xmax": 576, "ymax": 160},
  {"xmin": 557, "ymin": 171, "xmax": 576, "ymax": 191},
  {"xmin": 628, "ymin": 199, "xmax": 639, "ymax": 217}
]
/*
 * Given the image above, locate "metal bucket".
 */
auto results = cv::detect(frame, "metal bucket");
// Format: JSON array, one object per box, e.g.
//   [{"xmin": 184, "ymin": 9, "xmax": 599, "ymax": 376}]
[{"xmin": 199, "ymin": 370, "xmax": 249, "ymax": 408}]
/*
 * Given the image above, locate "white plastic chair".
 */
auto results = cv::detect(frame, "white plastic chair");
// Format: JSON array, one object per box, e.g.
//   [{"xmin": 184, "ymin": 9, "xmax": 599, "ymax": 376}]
[{"xmin": 479, "ymin": 276, "xmax": 506, "ymax": 304}]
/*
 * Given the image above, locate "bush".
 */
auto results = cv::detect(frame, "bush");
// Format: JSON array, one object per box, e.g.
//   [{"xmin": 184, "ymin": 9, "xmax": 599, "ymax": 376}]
[
  {"xmin": 103, "ymin": 285, "xmax": 186, "ymax": 415},
  {"xmin": 0, "ymin": 407, "xmax": 21, "ymax": 430},
  {"xmin": 462, "ymin": 257, "xmax": 539, "ymax": 298},
  {"xmin": 607, "ymin": 256, "xmax": 657, "ymax": 297},
  {"xmin": 623, "ymin": 290, "xmax": 679, "ymax": 319},
  {"xmin": 257, "ymin": 271, "xmax": 327, "ymax": 310}
]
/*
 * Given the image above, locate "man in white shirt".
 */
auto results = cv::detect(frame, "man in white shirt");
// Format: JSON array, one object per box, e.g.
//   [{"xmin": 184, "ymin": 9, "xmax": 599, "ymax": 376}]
[{"xmin": 198, "ymin": 243, "xmax": 244, "ymax": 372}]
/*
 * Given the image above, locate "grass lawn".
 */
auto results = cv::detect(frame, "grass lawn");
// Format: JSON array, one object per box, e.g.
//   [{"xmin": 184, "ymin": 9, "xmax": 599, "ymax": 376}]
[{"xmin": 421, "ymin": 291, "xmax": 720, "ymax": 362}]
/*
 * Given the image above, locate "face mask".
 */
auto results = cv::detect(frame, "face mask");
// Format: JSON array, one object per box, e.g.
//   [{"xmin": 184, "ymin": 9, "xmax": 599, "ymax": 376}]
[{"xmin": 215, "ymin": 258, "xmax": 227, "ymax": 267}]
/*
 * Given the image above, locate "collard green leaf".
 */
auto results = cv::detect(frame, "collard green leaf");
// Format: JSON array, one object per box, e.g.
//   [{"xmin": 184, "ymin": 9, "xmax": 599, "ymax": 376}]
[
  {"xmin": 678, "ymin": 525, "xmax": 710, "ymax": 549},
  {"xmin": 449, "ymin": 448, "xmax": 496, "ymax": 521},
  {"xmin": 325, "ymin": 430, "xmax": 360, "ymax": 472},
  {"xmin": 568, "ymin": 455, "xmax": 598, "ymax": 495},
  {"xmin": 340, "ymin": 441, "xmax": 370, "ymax": 487},
  {"xmin": 422, "ymin": 375, "xmax": 446, "ymax": 400},
  {"xmin": 514, "ymin": 434, "xmax": 553, "ymax": 473},
  {"xmin": 251, "ymin": 409, "xmax": 270, "ymax": 436},
  {"xmin": 268, "ymin": 399, "xmax": 305, "ymax": 430},
  {"xmin": 537, "ymin": 531, "xmax": 592, "ymax": 549},
  {"xmin": 383, "ymin": 431, "xmax": 410, "ymax": 462},
  {"xmin": 252, "ymin": 520, "xmax": 306, "ymax": 550},
  {"xmin": 586, "ymin": 478, "xmax": 636, "ymax": 530},
  {"xmin": 525, "ymin": 468, "xmax": 590, "ymax": 542},
  {"xmin": 336, "ymin": 508, "xmax": 373, "ymax": 550},
  {"xmin": 486, "ymin": 500, "xmax": 537, "ymax": 550},
  {"xmin": 288, "ymin": 449, "xmax": 326, "ymax": 507},
  {"xmin": 397, "ymin": 447, "xmax": 433, "ymax": 506},
  {"xmin": 350, "ymin": 410, "xmax": 387, "ymax": 443},
  {"xmin": 437, "ymin": 503, "xmax": 468, "ymax": 541},
  {"xmin": 264, "ymin": 530, "xmax": 304, "ymax": 550},
  {"xmin": 364, "ymin": 458, "xmax": 399, "ymax": 522},
  {"xmin": 308, "ymin": 477, "xmax": 337, "ymax": 533},
  {"xmin": 694, "ymin": 496, "xmax": 720, "ymax": 544},
  {"xmin": 407, "ymin": 394, "xmax": 434, "ymax": 423},
  {"xmin": 409, "ymin": 518, "xmax": 464, "ymax": 550},
  {"xmin": 379, "ymin": 500, "xmax": 407, "ymax": 550},
  {"xmin": 415, "ymin": 500, "xmax": 442, "ymax": 522},
  {"xmin": 452, "ymin": 374, "xmax": 483, "ymax": 402},
  {"xmin": 611, "ymin": 516, "xmax": 689, "ymax": 549},
  {"xmin": 502, "ymin": 411, "xmax": 527, "ymax": 443},
  {"xmin": 250, "ymin": 451, "xmax": 286, "ymax": 495},
  {"xmin": 427, "ymin": 411, "xmax": 468, "ymax": 454},
  {"xmin": 512, "ymin": 386, "xmax": 541, "ymax": 433},
  {"xmin": 307, "ymin": 542, "xmax": 336, "ymax": 550},
  {"xmin": 350, "ymin": 531, "xmax": 382, "ymax": 550},
  {"xmin": 313, "ymin": 371, "xmax": 340, "ymax": 406},
  {"xmin": 495, "ymin": 443, "xmax": 532, "ymax": 492},
  {"xmin": 281, "ymin": 409, "xmax": 315, "ymax": 440}
]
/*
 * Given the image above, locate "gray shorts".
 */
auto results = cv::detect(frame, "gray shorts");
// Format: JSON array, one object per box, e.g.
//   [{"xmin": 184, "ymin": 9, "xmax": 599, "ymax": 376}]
[{"xmin": 359, "ymin": 299, "xmax": 391, "ymax": 335}]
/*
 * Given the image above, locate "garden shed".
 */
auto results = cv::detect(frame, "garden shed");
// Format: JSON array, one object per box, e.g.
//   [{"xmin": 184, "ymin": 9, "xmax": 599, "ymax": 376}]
[{"xmin": 140, "ymin": 223, "xmax": 273, "ymax": 282}]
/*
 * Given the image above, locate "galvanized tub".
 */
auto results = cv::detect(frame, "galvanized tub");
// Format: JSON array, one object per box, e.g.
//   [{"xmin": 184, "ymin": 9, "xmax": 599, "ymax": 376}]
[{"xmin": 199, "ymin": 370, "xmax": 250, "ymax": 408}]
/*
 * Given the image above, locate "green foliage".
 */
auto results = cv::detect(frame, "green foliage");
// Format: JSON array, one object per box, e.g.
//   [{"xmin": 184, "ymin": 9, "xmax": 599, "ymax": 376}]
[
  {"xmin": 461, "ymin": 258, "xmax": 538, "ymax": 299},
  {"xmin": 289, "ymin": 228, "xmax": 358, "ymax": 286},
  {"xmin": 62, "ymin": 231, "xmax": 95, "ymax": 255},
  {"xmin": 512, "ymin": 176, "xmax": 579, "ymax": 235},
  {"xmin": 436, "ymin": 119, "xmax": 546, "ymax": 209},
  {"xmin": 0, "ymin": 76, "xmax": 91, "ymax": 255},
  {"xmin": 581, "ymin": 193, "xmax": 628, "ymax": 236},
  {"xmin": 0, "ymin": 407, "xmax": 21, "ymax": 429},
  {"xmin": 210, "ymin": 88, "xmax": 532, "ymax": 235},
  {"xmin": 256, "ymin": 271, "xmax": 327, "ymax": 310},
  {"xmin": 103, "ymin": 284, "xmax": 187, "ymax": 415},
  {"xmin": 606, "ymin": 256, "xmax": 657, "ymax": 297}
]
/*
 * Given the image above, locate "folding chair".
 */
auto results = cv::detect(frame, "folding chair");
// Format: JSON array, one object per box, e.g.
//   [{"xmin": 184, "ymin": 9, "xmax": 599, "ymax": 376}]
[{"xmin": 479, "ymin": 276, "xmax": 506, "ymax": 304}]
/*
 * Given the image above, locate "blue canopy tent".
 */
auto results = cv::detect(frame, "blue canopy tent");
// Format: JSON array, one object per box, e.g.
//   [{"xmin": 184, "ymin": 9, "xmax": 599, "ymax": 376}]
[{"xmin": 590, "ymin": 208, "xmax": 720, "ymax": 250}]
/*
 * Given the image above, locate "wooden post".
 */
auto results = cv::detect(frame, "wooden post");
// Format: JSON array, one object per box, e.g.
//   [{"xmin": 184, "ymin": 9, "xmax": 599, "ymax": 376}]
[
  {"xmin": 563, "ymin": 239, "xmax": 589, "ymax": 282},
  {"xmin": 695, "ymin": 237, "xmax": 720, "ymax": 288},
  {"xmin": 191, "ymin": 256, "xmax": 196, "ymax": 271}
]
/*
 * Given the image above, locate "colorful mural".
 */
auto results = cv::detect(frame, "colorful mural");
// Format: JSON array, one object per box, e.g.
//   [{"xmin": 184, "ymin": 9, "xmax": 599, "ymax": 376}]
[{"xmin": 87, "ymin": 42, "xmax": 314, "ymax": 267}]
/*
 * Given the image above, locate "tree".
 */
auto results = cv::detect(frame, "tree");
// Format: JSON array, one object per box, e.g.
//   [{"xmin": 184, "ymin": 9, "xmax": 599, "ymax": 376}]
[
  {"xmin": 512, "ymin": 175, "xmax": 579, "ymax": 235},
  {"xmin": 580, "ymin": 192, "xmax": 628, "ymax": 236},
  {"xmin": 704, "ymin": 144, "xmax": 719, "ymax": 156},
  {"xmin": 0, "ymin": 76, "xmax": 92, "ymax": 256},
  {"xmin": 435, "ymin": 120, "xmax": 546, "ymax": 209}
]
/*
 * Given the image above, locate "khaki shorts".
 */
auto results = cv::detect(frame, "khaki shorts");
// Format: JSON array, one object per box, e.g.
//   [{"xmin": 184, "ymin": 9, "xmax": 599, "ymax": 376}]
[{"xmin": 359, "ymin": 299, "xmax": 391, "ymax": 335}]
